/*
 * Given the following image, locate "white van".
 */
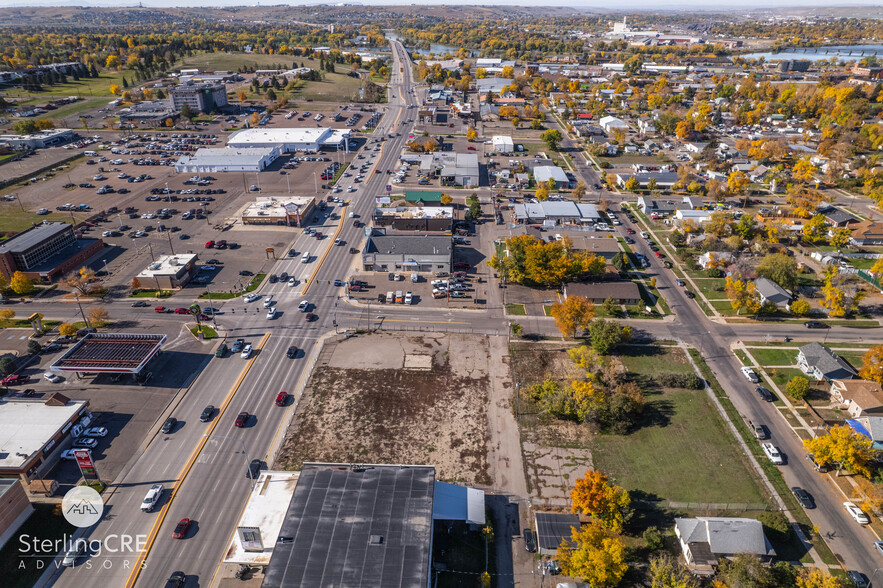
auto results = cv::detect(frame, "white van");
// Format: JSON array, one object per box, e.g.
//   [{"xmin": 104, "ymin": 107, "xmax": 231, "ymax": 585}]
[
  {"xmin": 386, "ymin": 291, "xmax": 394, "ymax": 303},
  {"xmin": 84, "ymin": 150, "xmax": 97, "ymax": 157},
  {"xmin": 410, "ymin": 273, "xmax": 418, "ymax": 283},
  {"xmin": 301, "ymin": 251, "xmax": 310, "ymax": 263},
  {"xmin": 141, "ymin": 483, "xmax": 164, "ymax": 512}
]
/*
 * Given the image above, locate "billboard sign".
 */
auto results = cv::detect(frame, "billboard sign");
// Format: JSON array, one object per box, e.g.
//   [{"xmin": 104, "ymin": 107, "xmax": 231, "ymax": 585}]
[{"xmin": 73, "ymin": 449, "xmax": 100, "ymax": 483}]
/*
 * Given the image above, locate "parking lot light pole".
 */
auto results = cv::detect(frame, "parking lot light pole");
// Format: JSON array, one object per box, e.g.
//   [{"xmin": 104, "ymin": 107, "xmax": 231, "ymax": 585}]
[{"xmin": 102, "ymin": 259, "xmax": 109, "ymax": 276}]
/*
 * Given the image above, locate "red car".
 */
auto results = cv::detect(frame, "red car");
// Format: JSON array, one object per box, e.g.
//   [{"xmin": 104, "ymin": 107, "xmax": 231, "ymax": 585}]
[
  {"xmin": 467, "ymin": 146, "xmax": 476, "ymax": 150},
  {"xmin": 626, "ymin": 228, "xmax": 635, "ymax": 234},
  {"xmin": 374, "ymin": 169, "xmax": 381, "ymax": 174},
  {"xmin": 214, "ymin": 240, "xmax": 227, "ymax": 249},
  {"xmin": 154, "ymin": 306, "xmax": 168, "ymax": 313},
  {"xmin": 275, "ymin": 392, "xmax": 288, "ymax": 407},
  {"xmin": 234, "ymin": 412, "xmax": 249, "ymax": 427},
  {"xmin": 0, "ymin": 374, "xmax": 29, "ymax": 386},
  {"xmin": 172, "ymin": 518, "xmax": 191, "ymax": 539},
  {"xmin": 453, "ymin": 262, "xmax": 470, "ymax": 270},
  {"xmin": 304, "ymin": 312, "xmax": 315, "ymax": 322},
  {"xmin": 204, "ymin": 240, "xmax": 215, "ymax": 248},
  {"xmin": 174, "ymin": 308, "xmax": 189, "ymax": 314}
]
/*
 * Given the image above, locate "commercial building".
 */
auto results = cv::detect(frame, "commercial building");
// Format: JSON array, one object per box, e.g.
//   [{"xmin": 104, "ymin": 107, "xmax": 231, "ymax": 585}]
[
  {"xmin": 135, "ymin": 253, "xmax": 198, "ymax": 290},
  {"xmin": 241, "ymin": 196, "xmax": 315, "ymax": 227},
  {"xmin": 599, "ymin": 115, "xmax": 629, "ymax": 134},
  {"xmin": 262, "ymin": 463, "xmax": 435, "ymax": 588},
  {"xmin": 169, "ymin": 82, "xmax": 228, "ymax": 113},
  {"xmin": 0, "ymin": 221, "xmax": 104, "ymax": 283},
  {"xmin": 227, "ymin": 127, "xmax": 351, "ymax": 153},
  {"xmin": 778, "ymin": 60, "xmax": 811, "ymax": 73},
  {"xmin": 618, "ymin": 172, "xmax": 680, "ymax": 189},
  {"xmin": 118, "ymin": 101, "xmax": 178, "ymax": 127},
  {"xmin": 0, "ymin": 395, "xmax": 91, "ymax": 483},
  {"xmin": 174, "ymin": 147, "xmax": 281, "ymax": 173},
  {"xmin": 513, "ymin": 201, "xmax": 600, "ymax": 225},
  {"xmin": 533, "ymin": 165, "xmax": 570, "ymax": 189},
  {"xmin": 373, "ymin": 207, "xmax": 453, "ymax": 233},
  {"xmin": 564, "ymin": 281, "xmax": 642, "ymax": 305},
  {"xmin": 363, "ymin": 235, "xmax": 453, "ymax": 273},
  {"xmin": 0, "ymin": 479, "xmax": 33, "ymax": 550},
  {"xmin": 437, "ymin": 153, "xmax": 480, "ymax": 187},
  {"xmin": 50, "ymin": 333, "xmax": 167, "ymax": 375},
  {"xmin": 0, "ymin": 128, "xmax": 74, "ymax": 150},
  {"xmin": 492, "ymin": 135, "xmax": 515, "ymax": 154}
]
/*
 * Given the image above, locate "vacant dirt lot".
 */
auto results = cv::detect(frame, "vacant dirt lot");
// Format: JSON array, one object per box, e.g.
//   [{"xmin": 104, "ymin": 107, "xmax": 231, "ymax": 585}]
[{"xmin": 275, "ymin": 332, "xmax": 492, "ymax": 485}]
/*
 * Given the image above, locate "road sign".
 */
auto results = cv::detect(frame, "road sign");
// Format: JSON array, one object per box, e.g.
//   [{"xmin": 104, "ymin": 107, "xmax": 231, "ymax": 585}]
[{"xmin": 73, "ymin": 449, "xmax": 100, "ymax": 484}]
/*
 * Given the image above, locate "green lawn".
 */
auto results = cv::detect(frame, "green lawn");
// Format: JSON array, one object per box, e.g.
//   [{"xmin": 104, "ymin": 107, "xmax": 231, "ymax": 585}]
[
  {"xmin": 191, "ymin": 325, "xmax": 218, "ymax": 339},
  {"xmin": 3, "ymin": 71, "xmax": 130, "ymax": 99},
  {"xmin": 747, "ymin": 348, "xmax": 798, "ymax": 367},
  {"xmin": 692, "ymin": 278, "xmax": 728, "ymax": 300},
  {"xmin": 505, "ymin": 303, "xmax": 526, "ymax": 315},
  {"xmin": 591, "ymin": 346, "xmax": 768, "ymax": 504},
  {"xmin": 734, "ymin": 349, "xmax": 751, "ymax": 365},
  {"xmin": 765, "ymin": 367, "xmax": 806, "ymax": 391},
  {"xmin": 176, "ymin": 51, "xmax": 304, "ymax": 72}
]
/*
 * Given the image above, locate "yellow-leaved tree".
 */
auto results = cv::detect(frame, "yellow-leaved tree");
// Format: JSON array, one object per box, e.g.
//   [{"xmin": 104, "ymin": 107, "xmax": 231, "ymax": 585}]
[
  {"xmin": 556, "ymin": 521, "xmax": 628, "ymax": 588},
  {"xmin": 859, "ymin": 345, "xmax": 883, "ymax": 384},
  {"xmin": 570, "ymin": 469, "xmax": 631, "ymax": 532},
  {"xmin": 803, "ymin": 424, "xmax": 874, "ymax": 477},
  {"xmin": 10, "ymin": 271, "xmax": 33, "ymax": 295},
  {"xmin": 550, "ymin": 296, "xmax": 595, "ymax": 339},
  {"xmin": 725, "ymin": 276, "xmax": 761, "ymax": 315},
  {"xmin": 795, "ymin": 567, "xmax": 849, "ymax": 588}
]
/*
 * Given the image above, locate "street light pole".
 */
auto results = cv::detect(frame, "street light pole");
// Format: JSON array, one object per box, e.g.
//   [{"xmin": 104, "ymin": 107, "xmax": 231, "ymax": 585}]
[
  {"xmin": 102, "ymin": 259, "xmax": 109, "ymax": 276},
  {"xmin": 74, "ymin": 293, "xmax": 91, "ymax": 329}
]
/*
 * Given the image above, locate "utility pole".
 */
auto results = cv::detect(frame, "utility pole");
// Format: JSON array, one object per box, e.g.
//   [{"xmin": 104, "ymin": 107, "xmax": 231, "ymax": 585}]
[{"xmin": 74, "ymin": 293, "xmax": 91, "ymax": 328}]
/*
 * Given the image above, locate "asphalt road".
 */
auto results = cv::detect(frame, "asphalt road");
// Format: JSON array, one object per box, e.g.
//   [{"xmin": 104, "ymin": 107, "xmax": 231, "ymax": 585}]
[{"xmin": 37, "ymin": 39, "xmax": 883, "ymax": 585}]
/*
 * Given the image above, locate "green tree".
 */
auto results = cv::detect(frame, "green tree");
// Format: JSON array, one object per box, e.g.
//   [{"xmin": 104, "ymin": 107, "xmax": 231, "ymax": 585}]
[
  {"xmin": 789, "ymin": 299, "xmax": 811, "ymax": 316},
  {"xmin": 717, "ymin": 554, "xmax": 776, "ymax": 588},
  {"xmin": 624, "ymin": 176, "xmax": 640, "ymax": 192},
  {"xmin": 0, "ymin": 356, "xmax": 16, "ymax": 376},
  {"xmin": 180, "ymin": 103, "xmax": 194, "ymax": 120},
  {"xmin": 540, "ymin": 129, "xmax": 563, "ymax": 151},
  {"xmin": 265, "ymin": 88, "xmax": 277, "ymax": 101},
  {"xmin": 13, "ymin": 120, "xmax": 38, "ymax": 135},
  {"xmin": 648, "ymin": 554, "xmax": 699, "ymax": 588},
  {"xmin": 589, "ymin": 319, "xmax": 630, "ymax": 355},
  {"xmin": 602, "ymin": 296, "xmax": 618, "ymax": 317},
  {"xmin": 786, "ymin": 376, "xmax": 810, "ymax": 400},
  {"xmin": 757, "ymin": 253, "xmax": 799, "ymax": 290},
  {"xmin": 802, "ymin": 214, "xmax": 829, "ymax": 244},
  {"xmin": 510, "ymin": 322, "xmax": 523, "ymax": 337},
  {"xmin": 27, "ymin": 340, "xmax": 42, "ymax": 355}
]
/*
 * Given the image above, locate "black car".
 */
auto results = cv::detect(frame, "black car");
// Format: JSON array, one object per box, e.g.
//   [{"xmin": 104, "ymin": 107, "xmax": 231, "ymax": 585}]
[
  {"xmin": 164, "ymin": 571, "xmax": 186, "ymax": 588},
  {"xmin": 847, "ymin": 570, "xmax": 869, "ymax": 588},
  {"xmin": 756, "ymin": 386, "xmax": 774, "ymax": 402},
  {"xmin": 199, "ymin": 405, "xmax": 215, "ymax": 422},
  {"xmin": 161, "ymin": 417, "xmax": 178, "ymax": 434},
  {"xmin": 804, "ymin": 320, "xmax": 828, "ymax": 329},
  {"xmin": 684, "ymin": 291, "xmax": 695, "ymax": 299},
  {"xmin": 523, "ymin": 529, "xmax": 536, "ymax": 553},
  {"xmin": 287, "ymin": 346, "xmax": 298, "ymax": 359},
  {"xmin": 791, "ymin": 486, "xmax": 815, "ymax": 509},
  {"xmin": 247, "ymin": 459, "xmax": 262, "ymax": 480},
  {"xmin": 280, "ymin": 272, "xmax": 289, "ymax": 282},
  {"xmin": 239, "ymin": 270, "xmax": 253, "ymax": 276},
  {"xmin": 269, "ymin": 274, "xmax": 278, "ymax": 283}
]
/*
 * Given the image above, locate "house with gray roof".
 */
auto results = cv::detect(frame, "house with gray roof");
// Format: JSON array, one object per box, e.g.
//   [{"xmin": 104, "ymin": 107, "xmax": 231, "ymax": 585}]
[
  {"xmin": 797, "ymin": 342, "xmax": 857, "ymax": 381},
  {"xmin": 846, "ymin": 416, "xmax": 883, "ymax": 450},
  {"xmin": 754, "ymin": 277, "xmax": 791, "ymax": 308},
  {"xmin": 675, "ymin": 517, "xmax": 775, "ymax": 576},
  {"xmin": 817, "ymin": 206, "xmax": 859, "ymax": 227},
  {"xmin": 636, "ymin": 197, "xmax": 679, "ymax": 215},
  {"xmin": 533, "ymin": 166, "xmax": 570, "ymax": 189}
]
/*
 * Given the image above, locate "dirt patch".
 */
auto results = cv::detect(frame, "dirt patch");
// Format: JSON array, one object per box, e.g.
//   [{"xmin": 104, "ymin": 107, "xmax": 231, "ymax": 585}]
[{"xmin": 275, "ymin": 332, "xmax": 492, "ymax": 485}]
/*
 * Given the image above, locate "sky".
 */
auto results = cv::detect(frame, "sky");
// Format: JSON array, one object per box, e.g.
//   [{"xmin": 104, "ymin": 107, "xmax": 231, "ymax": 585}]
[{"xmin": 7, "ymin": 0, "xmax": 883, "ymax": 8}]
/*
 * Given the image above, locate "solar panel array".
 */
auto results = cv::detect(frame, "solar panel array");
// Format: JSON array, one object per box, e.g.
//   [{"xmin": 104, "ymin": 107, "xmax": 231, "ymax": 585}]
[
  {"xmin": 53, "ymin": 333, "xmax": 166, "ymax": 372},
  {"xmin": 262, "ymin": 463, "xmax": 435, "ymax": 588},
  {"xmin": 535, "ymin": 512, "xmax": 580, "ymax": 551}
]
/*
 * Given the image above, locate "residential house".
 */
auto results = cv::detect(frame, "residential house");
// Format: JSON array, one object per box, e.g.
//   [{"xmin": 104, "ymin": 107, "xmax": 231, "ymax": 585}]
[
  {"xmin": 817, "ymin": 206, "xmax": 859, "ymax": 227},
  {"xmin": 749, "ymin": 165, "xmax": 770, "ymax": 183},
  {"xmin": 673, "ymin": 209, "xmax": 713, "ymax": 226},
  {"xmin": 830, "ymin": 380, "xmax": 883, "ymax": 419},
  {"xmin": 754, "ymin": 277, "xmax": 791, "ymax": 308},
  {"xmin": 697, "ymin": 251, "xmax": 734, "ymax": 269},
  {"xmin": 617, "ymin": 172, "xmax": 680, "ymax": 190},
  {"xmin": 636, "ymin": 197, "xmax": 679, "ymax": 215},
  {"xmin": 533, "ymin": 166, "xmax": 570, "ymax": 189},
  {"xmin": 681, "ymin": 196, "xmax": 704, "ymax": 210},
  {"xmin": 845, "ymin": 416, "xmax": 883, "ymax": 450},
  {"xmin": 849, "ymin": 221, "xmax": 883, "ymax": 246},
  {"xmin": 675, "ymin": 517, "xmax": 775, "ymax": 576},
  {"xmin": 797, "ymin": 343, "xmax": 857, "ymax": 381},
  {"xmin": 637, "ymin": 119, "xmax": 656, "ymax": 134}
]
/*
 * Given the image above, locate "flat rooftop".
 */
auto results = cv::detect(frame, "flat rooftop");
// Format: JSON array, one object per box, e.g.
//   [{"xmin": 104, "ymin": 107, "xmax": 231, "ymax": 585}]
[
  {"xmin": 262, "ymin": 463, "xmax": 435, "ymax": 588},
  {"xmin": 224, "ymin": 471, "xmax": 300, "ymax": 566},
  {"xmin": 0, "ymin": 399, "xmax": 88, "ymax": 469},
  {"xmin": 228, "ymin": 127, "xmax": 331, "ymax": 145},
  {"xmin": 535, "ymin": 512, "xmax": 580, "ymax": 552},
  {"xmin": 242, "ymin": 196, "xmax": 315, "ymax": 218},
  {"xmin": 176, "ymin": 147, "xmax": 278, "ymax": 166},
  {"xmin": 50, "ymin": 333, "xmax": 167, "ymax": 374},
  {"xmin": 137, "ymin": 253, "xmax": 197, "ymax": 278},
  {"xmin": 374, "ymin": 206, "xmax": 453, "ymax": 220},
  {"xmin": 0, "ymin": 221, "xmax": 70, "ymax": 255}
]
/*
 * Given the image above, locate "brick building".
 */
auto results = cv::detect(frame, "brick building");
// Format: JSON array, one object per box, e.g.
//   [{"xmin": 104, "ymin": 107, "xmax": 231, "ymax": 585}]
[{"xmin": 0, "ymin": 222, "xmax": 104, "ymax": 283}]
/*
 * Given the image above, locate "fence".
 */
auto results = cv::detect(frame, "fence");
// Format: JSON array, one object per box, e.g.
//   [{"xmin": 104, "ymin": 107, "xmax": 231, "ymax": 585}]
[{"xmin": 632, "ymin": 500, "xmax": 772, "ymax": 512}]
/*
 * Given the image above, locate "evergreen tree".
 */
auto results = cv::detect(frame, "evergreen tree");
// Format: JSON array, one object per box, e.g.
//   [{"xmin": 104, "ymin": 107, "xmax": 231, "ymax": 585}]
[
  {"xmin": 89, "ymin": 63, "xmax": 98, "ymax": 78},
  {"xmin": 122, "ymin": 77, "xmax": 128, "ymax": 88}
]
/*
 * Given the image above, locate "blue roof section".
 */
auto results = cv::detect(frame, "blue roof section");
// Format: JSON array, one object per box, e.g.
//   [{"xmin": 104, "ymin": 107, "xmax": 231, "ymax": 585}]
[{"xmin": 847, "ymin": 419, "xmax": 870, "ymax": 438}]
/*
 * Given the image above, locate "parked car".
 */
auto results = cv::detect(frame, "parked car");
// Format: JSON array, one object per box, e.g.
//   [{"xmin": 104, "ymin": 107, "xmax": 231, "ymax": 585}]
[
  {"xmin": 741, "ymin": 367, "xmax": 759, "ymax": 383},
  {"xmin": 761, "ymin": 442, "xmax": 784, "ymax": 465},
  {"xmin": 847, "ymin": 571, "xmax": 870, "ymax": 588},
  {"xmin": 791, "ymin": 487, "xmax": 815, "ymax": 509},
  {"xmin": 523, "ymin": 529, "xmax": 536, "ymax": 552},
  {"xmin": 844, "ymin": 501, "xmax": 870, "ymax": 525},
  {"xmin": 73, "ymin": 437, "xmax": 98, "ymax": 449},
  {"xmin": 84, "ymin": 427, "xmax": 107, "ymax": 438},
  {"xmin": 43, "ymin": 372, "xmax": 62, "ymax": 383},
  {"xmin": 756, "ymin": 386, "xmax": 774, "ymax": 402}
]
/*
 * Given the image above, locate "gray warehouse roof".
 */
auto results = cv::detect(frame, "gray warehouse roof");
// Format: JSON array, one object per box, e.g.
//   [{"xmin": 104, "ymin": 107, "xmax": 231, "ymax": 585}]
[
  {"xmin": 0, "ymin": 221, "xmax": 70, "ymax": 254},
  {"xmin": 367, "ymin": 235, "xmax": 452, "ymax": 256},
  {"xmin": 262, "ymin": 463, "xmax": 435, "ymax": 588}
]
